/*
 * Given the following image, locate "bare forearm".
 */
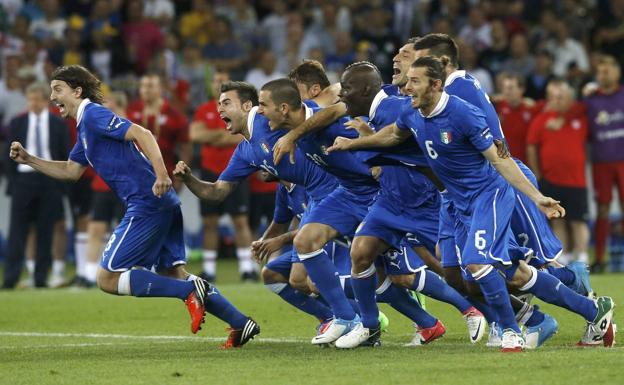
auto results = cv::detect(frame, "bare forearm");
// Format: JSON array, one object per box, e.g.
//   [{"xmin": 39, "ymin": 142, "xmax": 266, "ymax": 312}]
[
  {"xmin": 27, "ymin": 157, "xmax": 85, "ymax": 181},
  {"xmin": 491, "ymin": 155, "xmax": 543, "ymax": 201},
  {"xmin": 183, "ymin": 173, "xmax": 233, "ymax": 202},
  {"xmin": 526, "ymin": 145, "xmax": 541, "ymax": 180},
  {"xmin": 350, "ymin": 125, "xmax": 404, "ymax": 149},
  {"xmin": 262, "ymin": 221, "xmax": 290, "ymax": 240},
  {"xmin": 288, "ymin": 103, "xmax": 347, "ymax": 140}
]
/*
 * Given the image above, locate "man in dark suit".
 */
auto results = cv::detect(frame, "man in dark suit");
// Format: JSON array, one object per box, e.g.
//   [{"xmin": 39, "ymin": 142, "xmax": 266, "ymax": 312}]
[{"xmin": 3, "ymin": 82, "xmax": 70, "ymax": 288}]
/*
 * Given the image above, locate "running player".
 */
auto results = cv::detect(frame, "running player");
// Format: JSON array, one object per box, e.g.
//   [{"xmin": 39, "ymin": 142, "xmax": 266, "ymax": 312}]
[{"xmin": 9, "ymin": 65, "xmax": 259, "ymax": 348}]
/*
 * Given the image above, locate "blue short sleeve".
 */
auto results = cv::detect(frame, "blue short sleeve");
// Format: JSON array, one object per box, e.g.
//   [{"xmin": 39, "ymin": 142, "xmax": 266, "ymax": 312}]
[
  {"xmin": 84, "ymin": 105, "xmax": 132, "ymax": 141},
  {"xmin": 69, "ymin": 139, "xmax": 88, "ymax": 166},
  {"xmin": 273, "ymin": 185, "xmax": 294, "ymax": 224},
  {"xmin": 395, "ymin": 104, "xmax": 415, "ymax": 131},
  {"xmin": 459, "ymin": 104, "xmax": 493, "ymax": 152},
  {"xmin": 217, "ymin": 142, "xmax": 258, "ymax": 182}
]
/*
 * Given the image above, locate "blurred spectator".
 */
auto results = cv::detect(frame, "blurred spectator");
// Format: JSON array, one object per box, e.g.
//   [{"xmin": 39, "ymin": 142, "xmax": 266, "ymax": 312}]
[
  {"xmin": 143, "ymin": 0, "xmax": 175, "ymax": 28},
  {"xmin": 86, "ymin": 29, "xmax": 129, "ymax": 84},
  {"xmin": 584, "ymin": 55, "xmax": 624, "ymax": 272},
  {"xmin": 3, "ymin": 82, "xmax": 69, "ymax": 289},
  {"xmin": 495, "ymin": 72, "xmax": 537, "ymax": 164},
  {"xmin": 126, "ymin": 74, "xmax": 190, "ymax": 190},
  {"xmin": 459, "ymin": 42, "xmax": 494, "ymax": 94},
  {"xmin": 527, "ymin": 79, "xmax": 589, "ymax": 264},
  {"xmin": 202, "ymin": 16, "xmax": 246, "ymax": 75},
  {"xmin": 479, "ymin": 19, "xmax": 509, "ymax": 76},
  {"xmin": 0, "ymin": 55, "xmax": 27, "ymax": 132},
  {"xmin": 352, "ymin": 4, "xmax": 396, "ymax": 79},
  {"xmin": 177, "ymin": 41, "xmax": 209, "ymax": 114},
  {"xmin": 260, "ymin": 0, "xmax": 289, "ymax": 71},
  {"xmin": 458, "ymin": 5, "xmax": 491, "ymax": 52},
  {"xmin": 178, "ymin": 0, "xmax": 214, "ymax": 47},
  {"xmin": 189, "ymin": 71, "xmax": 256, "ymax": 282},
  {"xmin": 1, "ymin": 13, "xmax": 30, "ymax": 62},
  {"xmin": 593, "ymin": 0, "xmax": 624, "ymax": 65},
  {"xmin": 525, "ymin": 49, "xmax": 555, "ymax": 100},
  {"xmin": 429, "ymin": 0, "xmax": 467, "ymax": 33},
  {"xmin": 501, "ymin": 33, "xmax": 535, "ymax": 79},
  {"xmin": 20, "ymin": 36, "xmax": 47, "ymax": 81},
  {"xmin": 216, "ymin": 0, "xmax": 258, "ymax": 49},
  {"xmin": 325, "ymin": 31, "xmax": 356, "ymax": 76},
  {"xmin": 244, "ymin": 51, "xmax": 285, "ymax": 90},
  {"xmin": 545, "ymin": 20, "xmax": 589, "ymax": 78},
  {"xmin": 28, "ymin": 0, "xmax": 66, "ymax": 49},
  {"xmin": 122, "ymin": 0, "xmax": 164, "ymax": 74}
]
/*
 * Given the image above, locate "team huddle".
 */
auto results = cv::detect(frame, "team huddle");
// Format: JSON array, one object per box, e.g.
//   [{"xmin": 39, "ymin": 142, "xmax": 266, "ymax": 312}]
[{"xmin": 9, "ymin": 33, "xmax": 615, "ymax": 352}]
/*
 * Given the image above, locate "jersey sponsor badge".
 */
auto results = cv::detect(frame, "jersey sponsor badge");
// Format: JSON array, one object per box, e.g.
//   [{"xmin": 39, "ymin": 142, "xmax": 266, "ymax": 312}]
[
  {"xmin": 320, "ymin": 145, "xmax": 329, "ymax": 155},
  {"xmin": 260, "ymin": 142, "xmax": 271, "ymax": 154},
  {"xmin": 440, "ymin": 130, "xmax": 453, "ymax": 144}
]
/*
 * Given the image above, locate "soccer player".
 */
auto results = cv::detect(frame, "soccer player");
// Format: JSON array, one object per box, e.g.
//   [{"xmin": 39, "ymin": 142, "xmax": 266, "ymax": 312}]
[
  {"xmin": 9, "ymin": 65, "xmax": 259, "ymax": 348},
  {"xmin": 333, "ymin": 56, "xmax": 616, "ymax": 350},
  {"xmin": 324, "ymin": 62, "xmax": 486, "ymax": 348}
]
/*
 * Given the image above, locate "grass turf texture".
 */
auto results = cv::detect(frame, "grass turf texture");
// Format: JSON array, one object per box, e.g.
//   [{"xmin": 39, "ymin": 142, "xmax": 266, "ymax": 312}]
[{"xmin": 1, "ymin": 261, "xmax": 623, "ymax": 385}]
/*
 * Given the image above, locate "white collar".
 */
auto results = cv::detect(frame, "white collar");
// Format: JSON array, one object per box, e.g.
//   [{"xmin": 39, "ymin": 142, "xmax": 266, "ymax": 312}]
[
  {"xmin": 29, "ymin": 109, "xmax": 48, "ymax": 120},
  {"xmin": 419, "ymin": 92, "xmax": 449, "ymax": 118},
  {"xmin": 369, "ymin": 89, "xmax": 388, "ymax": 120},
  {"xmin": 76, "ymin": 98, "xmax": 91, "ymax": 125},
  {"xmin": 246, "ymin": 106, "xmax": 258, "ymax": 141},
  {"xmin": 303, "ymin": 103, "xmax": 313, "ymax": 120},
  {"xmin": 444, "ymin": 70, "xmax": 465, "ymax": 88}
]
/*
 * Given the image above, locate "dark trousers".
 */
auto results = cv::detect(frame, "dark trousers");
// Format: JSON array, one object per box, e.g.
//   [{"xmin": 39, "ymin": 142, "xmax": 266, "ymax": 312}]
[{"xmin": 3, "ymin": 174, "xmax": 63, "ymax": 288}]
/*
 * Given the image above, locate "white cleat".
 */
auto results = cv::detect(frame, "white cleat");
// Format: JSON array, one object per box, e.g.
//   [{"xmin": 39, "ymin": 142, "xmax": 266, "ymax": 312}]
[
  {"xmin": 463, "ymin": 307, "xmax": 486, "ymax": 343},
  {"xmin": 311, "ymin": 315, "xmax": 360, "ymax": 345},
  {"xmin": 501, "ymin": 329, "xmax": 525, "ymax": 352},
  {"xmin": 335, "ymin": 322, "xmax": 381, "ymax": 348},
  {"xmin": 486, "ymin": 322, "xmax": 503, "ymax": 347}
]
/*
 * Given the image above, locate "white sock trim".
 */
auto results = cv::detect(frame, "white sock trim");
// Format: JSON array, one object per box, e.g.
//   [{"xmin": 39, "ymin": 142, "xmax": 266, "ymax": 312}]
[
  {"xmin": 117, "ymin": 271, "xmax": 131, "ymax": 295},
  {"xmin": 352, "ymin": 264, "xmax": 376, "ymax": 279},
  {"xmin": 298, "ymin": 248, "xmax": 325, "ymax": 261},
  {"xmin": 519, "ymin": 265, "xmax": 539, "ymax": 291},
  {"xmin": 375, "ymin": 276, "xmax": 392, "ymax": 295},
  {"xmin": 266, "ymin": 282, "xmax": 288, "ymax": 294},
  {"xmin": 415, "ymin": 270, "xmax": 426, "ymax": 292},
  {"xmin": 472, "ymin": 265, "xmax": 494, "ymax": 280}
]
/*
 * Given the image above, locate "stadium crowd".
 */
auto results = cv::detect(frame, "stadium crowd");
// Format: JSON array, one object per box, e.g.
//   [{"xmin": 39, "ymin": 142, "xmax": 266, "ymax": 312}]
[{"xmin": 1, "ymin": 0, "xmax": 624, "ymax": 290}]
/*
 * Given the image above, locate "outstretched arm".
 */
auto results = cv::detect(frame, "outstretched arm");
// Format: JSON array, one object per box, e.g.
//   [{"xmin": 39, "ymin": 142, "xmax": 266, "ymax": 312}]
[
  {"xmin": 327, "ymin": 123, "xmax": 410, "ymax": 152},
  {"xmin": 483, "ymin": 144, "xmax": 564, "ymax": 219},
  {"xmin": 273, "ymin": 103, "xmax": 348, "ymax": 164},
  {"xmin": 173, "ymin": 161, "xmax": 236, "ymax": 202},
  {"xmin": 9, "ymin": 141, "xmax": 85, "ymax": 181}
]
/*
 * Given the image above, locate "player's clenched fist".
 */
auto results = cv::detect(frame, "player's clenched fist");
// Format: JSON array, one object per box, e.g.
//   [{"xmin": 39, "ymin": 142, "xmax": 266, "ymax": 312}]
[
  {"xmin": 152, "ymin": 173, "xmax": 172, "ymax": 198},
  {"xmin": 173, "ymin": 161, "xmax": 192, "ymax": 181},
  {"xmin": 9, "ymin": 142, "xmax": 31, "ymax": 164}
]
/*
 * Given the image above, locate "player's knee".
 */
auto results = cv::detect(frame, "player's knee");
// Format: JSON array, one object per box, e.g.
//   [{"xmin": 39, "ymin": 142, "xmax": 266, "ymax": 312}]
[
  {"xmin": 464, "ymin": 281, "xmax": 483, "ymax": 298},
  {"xmin": 288, "ymin": 275, "xmax": 309, "ymax": 293},
  {"xmin": 293, "ymin": 231, "xmax": 321, "ymax": 254},
  {"xmin": 350, "ymin": 241, "xmax": 376, "ymax": 271},
  {"xmin": 95, "ymin": 268, "xmax": 118, "ymax": 294},
  {"xmin": 261, "ymin": 266, "xmax": 285, "ymax": 284},
  {"xmin": 389, "ymin": 274, "xmax": 414, "ymax": 289},
  {"xmin": 508, "ymin": 261, "xmax": 531, "ymax": 290},
  {"xmin": 443, "ymin": 267, "xmax": 466, "ymax": 294}
]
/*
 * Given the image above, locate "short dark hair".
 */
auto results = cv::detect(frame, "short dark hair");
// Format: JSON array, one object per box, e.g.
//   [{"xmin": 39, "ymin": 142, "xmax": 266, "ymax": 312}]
[
  {"xmin": 411, "ymin": 56, "xmax": 449, "ymax": 84},
  {"xmin": 412, "ymin": 34, "xmax": 459, "ymax": 67},
  {"xmin": 288, "ymin": 60, "xmax": 330, "ymax": 90},
  {"xmin": 220, "ymin": 81, "xmax": 258, "ymax": 106},
  {"xmin": 261, "ymin": 78, "xmax": 301, "ymax": 110},
  {"xmin": 500, "ymin": 72, "xmax": 526, "ymax": 89},
  {"xmin": 51, "ymin": 65, "xmax": 104, "ymax": 104}
]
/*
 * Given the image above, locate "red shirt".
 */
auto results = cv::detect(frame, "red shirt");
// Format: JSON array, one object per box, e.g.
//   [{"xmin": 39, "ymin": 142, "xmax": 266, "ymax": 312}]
[
  {"xmin": 126, "ymin": 99, "xmax": 188, "ymax": 175},
  {"xmin": 527, "ymin": 104, "xmax": 588, "ymax": 187},
  {"xmin": 495, "ymin": 100, "xmax": 538, "ymax": 164},
  {"xmin": 91, "ymin": 174, "xmax": 111, "ymax": 192},
  {"xmin": 122, "ymin": 21, "xmax": 164, "ymax": 74},
  {"xmin": 249, "ymin": 171, "xmax": 278, "ymax": 194},
  {"xmin": 193, "ymin": 100, "xmax": 237, "ymax": 173}
]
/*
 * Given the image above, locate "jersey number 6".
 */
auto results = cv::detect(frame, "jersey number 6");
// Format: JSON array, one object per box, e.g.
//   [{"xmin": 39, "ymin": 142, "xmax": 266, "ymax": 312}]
[{"xmin": 425, "ymin": 140, "xmax": 438, "ymax": 159}]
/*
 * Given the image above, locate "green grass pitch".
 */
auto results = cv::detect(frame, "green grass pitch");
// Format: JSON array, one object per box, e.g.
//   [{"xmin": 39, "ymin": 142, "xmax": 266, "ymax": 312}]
[{"xmin": 1, "ymin": 261, "xmax": 623, "ymax": 385}]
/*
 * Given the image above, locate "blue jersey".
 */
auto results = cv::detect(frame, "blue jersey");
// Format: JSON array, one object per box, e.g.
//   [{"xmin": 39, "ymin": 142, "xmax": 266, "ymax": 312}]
[
  {"xmin": 396, "ymin": 93, "xmax": 504, "ymax": 214},
  {"xmin": 273, "ymin": 184, "xmax": 308, "ymax": 224},
  {"xmin": 445, "ymin": 70, "xmax": 504, "ymax": 140},
  {"xmin": 358, "ymin": 90, "xmax": 437, "ymax": 208},
  {"xmin": 69, "ymin": 99, "xmax": 179, "ymax": 215},
  {"xmin": 218, "ymin": 107, "xmax": 337, "ymax": 201},
  {"xmin": 382, "ymin": 83, "xmax": 401, "ymax": 96},
  {"xmin": 298, "ymin": 102, "xmax": 378, "ymax": 195}
]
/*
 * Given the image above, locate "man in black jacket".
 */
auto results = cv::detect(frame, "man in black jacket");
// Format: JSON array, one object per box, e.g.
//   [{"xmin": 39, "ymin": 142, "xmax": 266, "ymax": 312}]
[{"xmin": 3, "ymin": 82, "xmax": 70, "ymax": 288}]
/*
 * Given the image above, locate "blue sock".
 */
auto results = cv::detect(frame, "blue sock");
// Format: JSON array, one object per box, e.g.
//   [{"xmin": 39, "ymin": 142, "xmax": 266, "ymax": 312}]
[
  {"xmin": 524, "ymin": 305, "xmax": 546, "ymax": 327},
  {"xmin": 341, "ymin": 277, "xmax": 360, "ymax": 314},
  {"xmin": 522, "ymin": 269, "xmax": 597, "ymax": 321},
  {"xmin": 267, "ymin": 283, "xmax": 333, "ymax": 321},
  {"xmin": 376, "ymin": 278, "xmax": 437, "ymax": 328},
  {"xmin": 476, "ymin": 267, "xmax": 520, "ymax": 333},
  {"xmin": 127, "ymin": 269, "xmax": 194, "ymax": 299},
  {"xmin": 351, "ymin": 266, "xmax": 378, "ymax": 328},
  {"xmin": 299, "ymin": 249, "xmax": 356, "ymax": 320},
  {"xmin": 546, "ymin": 265, "xmax": 575, "ymax": 286},
  {"xmin": 203, "ymin": 283, "xmax": 249, "ymax": 329},
  {"xmin": 415, "ymin": 270, "xmax": 472, "ymax": 313}
]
